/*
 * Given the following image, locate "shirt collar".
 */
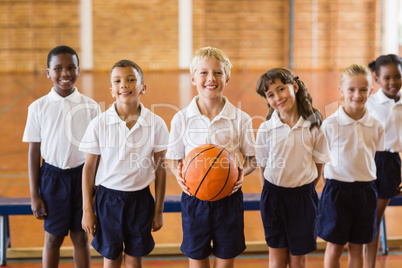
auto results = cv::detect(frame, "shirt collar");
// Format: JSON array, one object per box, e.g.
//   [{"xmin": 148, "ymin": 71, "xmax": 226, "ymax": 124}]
[
  {"xmin": 337, "ymin": 105, "xmax": 373, "ymax": 127},
  {"xmin": 270, "ymin": 110, "xmax": 307, "ymax": 129},
  {"xmin": 48, "ymin": 87, "xmax": 81, "ymax": 103},
  {"xmin": 376, "ymin": 88, "xmax": 402, "ymax": 105},
  {"xmin": 186, "ymin": 96, "xmax": 236, "ymax": 120},
  {"xmin": 106, "ymin": 102, "xmax": 148, "ymax": 126}
]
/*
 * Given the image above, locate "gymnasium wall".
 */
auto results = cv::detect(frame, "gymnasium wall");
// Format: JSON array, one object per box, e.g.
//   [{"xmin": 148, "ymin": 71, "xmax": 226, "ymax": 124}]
[{"xmin": 0, "ymin": 0, "xmax": 379, "ymax": 72}]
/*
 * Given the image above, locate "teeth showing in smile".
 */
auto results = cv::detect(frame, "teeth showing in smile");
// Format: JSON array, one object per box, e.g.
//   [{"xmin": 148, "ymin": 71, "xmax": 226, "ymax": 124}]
[
  {"xmin": 119, "ymin": 92, "xmax": 131, "ymax": 95},
  {"xmin": 205, "ymin": 86, "xmax": 216, "ymax": 89},
  {"xmin": 61, "ymin": 80, "xmax": 70, "ymax": 83}
]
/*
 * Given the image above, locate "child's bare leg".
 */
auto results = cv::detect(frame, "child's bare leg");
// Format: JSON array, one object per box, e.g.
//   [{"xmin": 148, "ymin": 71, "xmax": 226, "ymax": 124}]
[
  {"xmin": 324, "ymin": 242, "xmax": 344, "ymax": 268},
  {"xmin": 124, "ymin": 254, "xmax": 142, "ymax": 268},
  {"xmin": 213, "ymin": 256, "xmax": 235, "ymax": 268},
  {"xmin": 348, "ymin": 243, "xmax": 363, "ymax": 268},
  {"xmin": 103, "ymin": 254, "xmax": 123, "ymax": 268},
  {"xmin": 268, "ymin": 247, "xmax": 289, "ymax": 268},
  {"xmin": 189, "ymin": 257, "xmax": 210, "ymax": 268},
  {"xmin": 365, "ymin": 198, "xmax": 390, "ymax": 268},
  {"xmin": 43, "ymin": 231, "xmax": 64, "ymax": 268},
  {"xmin": 289, "ymin": 254, "xmax": 307, "ymax": 268},
  {"xmin": 70, "ymin": 231, "xmax": 91, "ymax": 268}
]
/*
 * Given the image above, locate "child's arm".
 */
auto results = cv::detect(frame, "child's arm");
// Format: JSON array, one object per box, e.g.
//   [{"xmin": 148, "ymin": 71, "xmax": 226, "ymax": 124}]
[
  {"xmin": 168, "ymin": 159, "xmax": 190, "ymax": 195},
  {"xmin": 28, "ymin": 142, "xmax": 47, "ymax": 219},
  {"xmin": 152, "ymin": 150, "xmax": 167, "ymax": 232},
  {"xmin": 258, "ymin": 167, "xmax": 265, "ymax": 188},
  {"xmin": 82, "ymin": 153, "xmax": 99, "ymax": 236},
  {"xmin": 314, "ymin": 163, "xmax": 325, "ymax": 187},
  {"xmin": 231, "ymin": 155, "xmax": 257, "ymax": 194}
]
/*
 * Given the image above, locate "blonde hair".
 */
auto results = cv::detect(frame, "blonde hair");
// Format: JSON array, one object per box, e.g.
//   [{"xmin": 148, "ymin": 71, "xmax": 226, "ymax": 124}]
[
  {"xmin": 340, "ymin": 64, "xmax": 372, "ymax": 88},
  {"xmin": 190, "ymin": 46, "xmax": 232, "ymax": 78}
]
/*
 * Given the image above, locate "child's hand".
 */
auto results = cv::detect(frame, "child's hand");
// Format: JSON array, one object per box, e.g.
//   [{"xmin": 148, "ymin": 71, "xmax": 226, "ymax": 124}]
[
  {"xmin": 230, "ymin": 166, "xmax": 244, "ymax": 195},
  {"xmin": 176, "ymin": 162, "xmax": 191, "ymax": 195},
  {"xmin": 151, "ymin": 212, "xmax": 163, "ymax": 232},
  {"xmin": 82, "ymin": 210, "xmax": 97, "ymax": 236},
  {"xmin": 31, "ymin": 196, "xmax": 47, "ymax": 220}
]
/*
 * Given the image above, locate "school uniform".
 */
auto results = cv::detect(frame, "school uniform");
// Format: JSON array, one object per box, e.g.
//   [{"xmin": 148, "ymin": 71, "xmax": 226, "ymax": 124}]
[
  {"xmin": 79, "ymin": 102, "xmax": 169, "ymax": 260},
  {"xmin": 255, "ymin": 110, "xmax": 329, "ymax": 255},
  {"xmin": 318, "ymin": 106, "xmax": 384, "ymax": 245},
  {"xmin": 22, "ymin": 87, "xmax": 100, "ymax": 236},
  {"xmin": 166, "ymin": 96, "xmax": 256, "ymax": 260},
  {"xmin": 366, "ymin": 89, "xmax": 402, "ymax": 198}
]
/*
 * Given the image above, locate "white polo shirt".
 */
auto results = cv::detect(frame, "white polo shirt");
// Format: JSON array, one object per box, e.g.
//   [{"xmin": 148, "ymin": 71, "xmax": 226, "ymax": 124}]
[
  {"xmin": 256, "ymin": 111, "xmax": 330, "ymax": 188},
  {"xmin": 79, "ymin": 102, "xmax": 169, "ymax": 191},
  {"xmin": 166, "ymin": 96, "xmax": 256, "ymax": 166},
  {"xmin": 366, "ymin": 88, "xmax": 402, "ymax": 152},
  {"xmin": 22, "ymin": 87, "xmax": 100, "ymax": 169},
  {"xmin": 323, "ymin": 106, "xmax": 384, "ymax": 182}
]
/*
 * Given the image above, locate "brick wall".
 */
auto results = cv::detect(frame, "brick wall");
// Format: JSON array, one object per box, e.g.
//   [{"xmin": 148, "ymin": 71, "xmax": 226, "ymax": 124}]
[{"xmin": 0, "ymin": 0, "xmax": 380, "ymax": 72}]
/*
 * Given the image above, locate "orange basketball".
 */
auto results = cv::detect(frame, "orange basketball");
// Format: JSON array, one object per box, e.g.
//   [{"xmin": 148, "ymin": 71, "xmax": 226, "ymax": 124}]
[{"xmin": 182, "ymin": 144, "xmax": 239, "ymax": 201}]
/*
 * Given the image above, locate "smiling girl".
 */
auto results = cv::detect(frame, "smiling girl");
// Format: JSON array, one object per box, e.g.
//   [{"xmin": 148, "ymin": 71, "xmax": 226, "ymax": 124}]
[
  {"xmin": 255, "ymin": 68, "xmax": 329, "ymax": 268},
  {"xmin": 318, "ymin": 64, "xmax": 384, "ymax": 268}
]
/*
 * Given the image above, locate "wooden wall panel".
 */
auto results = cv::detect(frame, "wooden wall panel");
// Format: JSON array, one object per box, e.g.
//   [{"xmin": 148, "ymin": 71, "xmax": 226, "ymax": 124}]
[
  {"xmin": 293, "ymin": 0, "xmax": 378, "ymax": 70},
  {"xmin": 0, "ymin": 0, "xmax": 382, "ymax": 72},
  {"xmin": 0, "ymin": 0, "xmax": 80, "ymax": 73},
  {"xmin": 193, "ymin": 0, "xmax": 287, "ymax": 71},
  {"xmin": 92, "ymin": 0, "xmax": 179, "ymax": 72}
]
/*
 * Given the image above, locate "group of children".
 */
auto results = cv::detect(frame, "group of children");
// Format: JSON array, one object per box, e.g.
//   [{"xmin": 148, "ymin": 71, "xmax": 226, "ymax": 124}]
[{"xmin": 22, "ymin": 45, "xmax": 402, "ymax": 268}]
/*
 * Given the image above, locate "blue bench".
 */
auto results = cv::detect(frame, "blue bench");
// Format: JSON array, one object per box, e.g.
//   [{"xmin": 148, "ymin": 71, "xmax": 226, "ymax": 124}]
[{"xmin": 1, "ymin": 194, "xmax": 401, "ymax": 266}]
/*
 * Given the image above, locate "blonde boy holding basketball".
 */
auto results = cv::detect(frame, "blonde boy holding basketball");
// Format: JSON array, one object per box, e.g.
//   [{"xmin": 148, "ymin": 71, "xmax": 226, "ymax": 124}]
[{"xmin": 167, "ymin": 46, "xmax": 257, "ymax": 268}]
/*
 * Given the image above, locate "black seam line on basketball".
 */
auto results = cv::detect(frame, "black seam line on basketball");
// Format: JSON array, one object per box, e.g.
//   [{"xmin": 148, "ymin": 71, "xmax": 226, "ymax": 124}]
[
  {"xmin": 207, "ymin": 148, "xmax": 232, "ymax": 201},
  {"xmin": 183, "ymin": 145, "xmax": 219, "ymax": 179},
  {"xmin": 194, "ymin": 147, "xmax": 225, "ymax": 198}
]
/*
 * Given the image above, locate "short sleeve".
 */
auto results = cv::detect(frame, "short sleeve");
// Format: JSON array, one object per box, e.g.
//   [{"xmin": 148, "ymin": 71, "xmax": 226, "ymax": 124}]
[
  {"xmin": 239, "ymin": 114, "xmax": 256, "ymax": 157},
  {"xmin": 376, "ymin": 122, "xmax": 385, "ymax": 151},
  {"xmin": 166, "ymin": 112, "xmax": 186, "ymax": 160},
  {"xmin": 79, "ymin": 117, "xmax": 101, "ymax": 155},
  {"xmin": 255, "ymin": 122, "xmax": 270, "ymax": 167},
  {"xmin": 153, "ymin": 116, "xmax": 169, "ymax": 153},
  {"xmin": 22, "ymin": 103, "xmax": 41, "ymax": 143},
  {"xmin": 312, "ymin": 127, "xmax": 330, "ymax": 164}
]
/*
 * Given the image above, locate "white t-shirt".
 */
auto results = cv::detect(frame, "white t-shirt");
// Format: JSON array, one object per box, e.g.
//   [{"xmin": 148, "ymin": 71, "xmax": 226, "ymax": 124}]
[
  {"xmin": 256, "ymin": 111, "xmax": 330, "ymax": 188},
  {"xmin": 22, "ymin": 87, "xmax": 100, "ymax": 169},
  {"xmin": 166, "ymin": 96, "xmax": 256, "ymax": 166},
  {"xmin": 323, "ymin": 106, "xmax": 384, "ymax": 182},
  {"xmin": 366, "ymin": 88, "xmax": 402, "ymax": 152},
  {"xmin": 80, "ymin": 102, "xmax": 169, "ymax": 191}
]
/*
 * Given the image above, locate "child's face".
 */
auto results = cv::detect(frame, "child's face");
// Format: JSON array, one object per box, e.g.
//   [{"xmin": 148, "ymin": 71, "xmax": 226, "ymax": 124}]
[
  {"xmin": 340, "ymin": 74, "xmax": 371, "ymax": 112},
  {"xmin": 191, "ymin": 57, "xmax": 229, "ymax": 100},
  {"xmin": 375, "ymin": 63, "xmax": 402, "ymax": 100},
  {"xmin": 264, "ymin": 78, "xmax": 299, "ymax": 116},
  {"xmin": 109, "ymin": 66, "xmax": 145, "ymax": 105},
  {"xmin": 46, "ymin": 53, "xmax": 80, "ymax": 97}
]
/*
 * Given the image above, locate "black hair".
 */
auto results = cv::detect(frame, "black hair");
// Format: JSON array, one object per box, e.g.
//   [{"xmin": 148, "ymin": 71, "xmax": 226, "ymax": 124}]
[
  {"xmin": 110, "ymin": 59, "xmax": 144, "ymax": 85},
  {"xmin": 47, "ymin": 45, "xmax": 79, "ymax": 68},
  {"xmin": 368, "ymin": 54, "xmax": 402, "ymax": 76},
  {"xmin": 256, "ymin": 67, "xmax": 322, "ymax": 129}
]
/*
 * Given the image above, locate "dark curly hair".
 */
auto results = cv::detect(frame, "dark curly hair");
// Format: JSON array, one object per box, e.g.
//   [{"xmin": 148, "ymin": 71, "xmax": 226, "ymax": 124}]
[{"xmin": 368, "ymin": 54, "xmax": 402, "ymax": 76}]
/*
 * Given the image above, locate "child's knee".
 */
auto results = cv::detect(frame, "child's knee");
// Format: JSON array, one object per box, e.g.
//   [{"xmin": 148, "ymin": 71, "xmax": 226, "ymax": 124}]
[
  {"xmin": 348, "ymin": 243, "xmax": 363, "ymax": 256},
  {"xmin": 44, "ymin": 232, "xmax": 65, "ymax": 249},
  {"xmin": 70, "ymin": 231, "xmax": 89, "ymax": 248}
]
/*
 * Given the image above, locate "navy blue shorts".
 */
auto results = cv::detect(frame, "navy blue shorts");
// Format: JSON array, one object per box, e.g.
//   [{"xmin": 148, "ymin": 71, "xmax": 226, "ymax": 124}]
[
  {"xmin": 92, "ymin": 185, "xmax": 155, "ymax": 260},
  {"xmin": 180, "ymin": 189, "xmax": 245, "ymax": 260},
  {"xmin": 375, "ymin": 151, "xmax": 401, "ymax": 199},
  {"xmin": 260, "ymin": 180, "xmax": 318, "ymax": 256},
  {"xmin": 318, "ymin": 179, "xmax": 377, "ymax": 245},
  {"xmin": 39, "ymin": 161, "xmax": 84, "ymax": 237}
]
